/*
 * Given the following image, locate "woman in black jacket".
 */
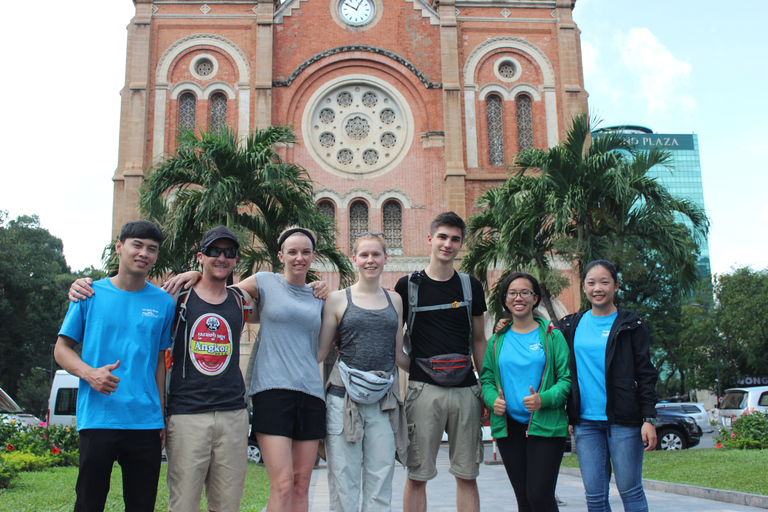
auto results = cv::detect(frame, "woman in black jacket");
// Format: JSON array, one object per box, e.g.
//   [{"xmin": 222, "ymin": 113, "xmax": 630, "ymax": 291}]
[{"xmin": 560, "ymin": 260, "xmax": 658, "ymax": 512}]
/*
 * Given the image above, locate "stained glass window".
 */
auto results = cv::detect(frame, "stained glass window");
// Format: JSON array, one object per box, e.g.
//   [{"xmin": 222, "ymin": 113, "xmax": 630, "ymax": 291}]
[
  {"xmin": 179, "ymin": 92, "xmax": 196, "ymax": 135},
  {"xmin": 383, "ymin": 201, "xmax": 403, "ymax": 255},
  {"xmin": 516, "ymin": 94, "xmax": 534, "ymax": 152},
  {"xmin": 486, "ymin": 95, "xmax": 504, "ymax": 166},
  {"xmin": 349, "ymin": 201, "xmax": 369, "ymax": 253},
  {"xmin": 210, "ymin": 93, "xmax": 227, "ymax": 132}
]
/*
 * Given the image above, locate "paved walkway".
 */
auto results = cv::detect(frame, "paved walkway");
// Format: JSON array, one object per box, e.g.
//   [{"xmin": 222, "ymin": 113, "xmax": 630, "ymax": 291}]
[{"xmin": 304, "ymin": 445, "xmax": 766, "ymax": 511}]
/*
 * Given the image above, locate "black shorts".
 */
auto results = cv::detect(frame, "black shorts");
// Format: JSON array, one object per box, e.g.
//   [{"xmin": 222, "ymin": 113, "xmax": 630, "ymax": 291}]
[{"xmin": 251, "ymin": 389, "xmax": 326, "ymax": 440}]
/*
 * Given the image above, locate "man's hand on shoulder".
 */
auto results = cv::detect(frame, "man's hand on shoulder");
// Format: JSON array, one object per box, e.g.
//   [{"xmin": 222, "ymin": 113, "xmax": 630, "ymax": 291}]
[
  {"xmin": 69, "ymin": 277, "xmax": 94, "ymax": 302},
  {"xmin": 163, "ymin": 271, "xmax": 202, "ymax": 296}
]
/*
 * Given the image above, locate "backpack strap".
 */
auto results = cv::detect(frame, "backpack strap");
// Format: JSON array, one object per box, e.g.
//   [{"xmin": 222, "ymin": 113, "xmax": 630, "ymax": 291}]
[
  {"xmin": 404, "ymin": 271, "xmax": 475, "ymax": 354},
  {"xmin": 166, "ymin": 289, "xmax": 192, "ymax": 392},
  {"xmin": 226, "ymin": 285, "xmax": 253, "ymax": 328}
]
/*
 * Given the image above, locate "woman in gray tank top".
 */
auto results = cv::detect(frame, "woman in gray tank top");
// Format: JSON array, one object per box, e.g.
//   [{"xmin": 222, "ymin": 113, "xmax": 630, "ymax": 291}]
[{"xmin": 318, "ymin": 233, "xmax": 411, "ymax": 512}]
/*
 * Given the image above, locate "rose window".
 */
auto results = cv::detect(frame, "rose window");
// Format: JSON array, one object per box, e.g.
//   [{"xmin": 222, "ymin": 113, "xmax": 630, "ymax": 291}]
[
  {"xmin": 337, "ymin": 92, "xmax": 353, "ymax": 107},
  {"xmin": 337, "ymin": 149, "xmax": 354, "ymax": 165},
  {"xmin": 305, "ymin": 80, "xmax": 412, "ymax": 176},
  {"xmin": 320, "ymin": 109, "xmax": 335, "ymax": 124},
  {"xmin": 380, "ymin": 109, "xmax": 395, "ymax": 124},
  {"xmin": 319, "ymin": 132, "xmax": 336, "ymax": 148},
  {"xmin": 362, "ymin": 92, "xmax": 378, "ymax": 107},
  {"xmin": 362, "ymin": 149, "xmax": 379, "ymax": 165},
  {"xmin": 499, "ymin": 63, "xmax": 515, "ymax": 79},
  {"xmin": 345, "ymin": 117, "xmax": 370, "ymax": 140},
  {"xmin": 380, "ymin": 132, "xmax": 396, "ymax": 148}
]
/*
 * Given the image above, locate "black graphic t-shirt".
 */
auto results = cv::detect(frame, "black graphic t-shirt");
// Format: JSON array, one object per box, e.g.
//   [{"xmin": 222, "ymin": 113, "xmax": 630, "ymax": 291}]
[{"xmin": 166, "ymin": 289, "xmax": 247, "ymax": 415}]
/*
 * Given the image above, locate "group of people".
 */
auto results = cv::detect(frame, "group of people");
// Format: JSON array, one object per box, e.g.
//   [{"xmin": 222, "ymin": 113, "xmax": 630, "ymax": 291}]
[{"xmin": 58, "ymin": 211, "xmax": 658, "ymax": 512}]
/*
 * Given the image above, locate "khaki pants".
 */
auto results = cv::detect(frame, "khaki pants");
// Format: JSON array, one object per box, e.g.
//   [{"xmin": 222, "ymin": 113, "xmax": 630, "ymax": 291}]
[{"xmin": 166, "ymin": 409, "xmax": 248, "ymax": 512}]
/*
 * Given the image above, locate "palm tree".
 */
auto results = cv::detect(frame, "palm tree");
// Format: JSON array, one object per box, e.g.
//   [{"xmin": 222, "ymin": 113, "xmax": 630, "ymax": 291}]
[
  {"xmin": 139, "ymin": 125, "xmax": 355, "ymax": 391},
  {"xmin": 463, "ymin": 113, "xmax": 709, "ymax": 319},
  {"xmin": 138, "ymin": 125, "xmax": 354, "ymax": 283}
]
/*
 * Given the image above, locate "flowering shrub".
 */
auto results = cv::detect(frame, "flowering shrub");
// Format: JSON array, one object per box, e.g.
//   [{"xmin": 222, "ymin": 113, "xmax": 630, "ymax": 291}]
[
  {"xmin": 1, "ymin": 421, "xmax": 79, "ymax": 465},
  {"xmin": 715, "ymin": 409, "xmax": 768, "ymax": 449}
]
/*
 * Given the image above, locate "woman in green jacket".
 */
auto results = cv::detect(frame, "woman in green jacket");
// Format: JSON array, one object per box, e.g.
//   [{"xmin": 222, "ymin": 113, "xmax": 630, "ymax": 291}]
[{"xmin": 480, "ymin": 272, "xmax": 571, "ymax": 512}]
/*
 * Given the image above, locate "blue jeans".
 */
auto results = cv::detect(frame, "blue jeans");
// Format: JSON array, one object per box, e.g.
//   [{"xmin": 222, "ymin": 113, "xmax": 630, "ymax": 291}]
[{"xmin": 574, "ymin": 420, "xmax": 648, "ymax": 512}]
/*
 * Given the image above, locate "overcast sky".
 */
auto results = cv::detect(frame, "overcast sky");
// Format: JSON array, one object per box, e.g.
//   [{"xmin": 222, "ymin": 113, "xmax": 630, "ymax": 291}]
[{"xmin": 1, "ymin": 0, "xmax": 765, "ymax": 278}]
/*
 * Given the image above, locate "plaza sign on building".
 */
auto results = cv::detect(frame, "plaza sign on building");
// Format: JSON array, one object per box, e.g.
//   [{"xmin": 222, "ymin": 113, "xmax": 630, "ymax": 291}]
[{"xmin": 621, "ymin": 134, "xmax": 695, "ymax": 151}]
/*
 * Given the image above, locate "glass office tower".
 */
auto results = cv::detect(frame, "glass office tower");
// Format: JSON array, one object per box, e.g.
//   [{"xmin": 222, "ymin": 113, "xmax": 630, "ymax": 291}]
[{"xmin": 594, "ymin": 126, "xmax": 711, "ymax": 277}]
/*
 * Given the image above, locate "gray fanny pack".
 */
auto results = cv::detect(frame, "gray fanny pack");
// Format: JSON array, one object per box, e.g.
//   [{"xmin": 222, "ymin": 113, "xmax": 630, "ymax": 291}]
[{"xmin": 337, "ymin": 360, "xmax": 395, "ymax": 404}]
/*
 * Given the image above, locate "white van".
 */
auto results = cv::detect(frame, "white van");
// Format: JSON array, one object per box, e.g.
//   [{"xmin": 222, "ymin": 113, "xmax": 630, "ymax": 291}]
[
  {"xmin": 47, "ymin": 370, "xmax": 79, "ymax": 427},
  {"xmin": 0, "ymin": 387, "xmax": 41, "ymax": 426}
]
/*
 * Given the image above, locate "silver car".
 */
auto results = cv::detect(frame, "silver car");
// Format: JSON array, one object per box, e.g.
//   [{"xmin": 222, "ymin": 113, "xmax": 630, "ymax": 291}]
[{"xmin": 655, "ymin": 402, "xmax": 712, "ymax": 433}]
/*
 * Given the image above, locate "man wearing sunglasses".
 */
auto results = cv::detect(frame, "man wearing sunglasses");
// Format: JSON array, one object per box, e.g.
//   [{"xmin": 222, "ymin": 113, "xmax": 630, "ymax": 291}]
[{"xmin": 162, "ymin": 225, "xmax": 256, "ymax": 512}]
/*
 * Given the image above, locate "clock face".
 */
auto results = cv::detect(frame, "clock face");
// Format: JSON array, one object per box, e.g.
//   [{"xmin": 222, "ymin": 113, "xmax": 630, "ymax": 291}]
[{"xmin": 339, "ymin": 0, "xmax": 374, "ymax": 26}]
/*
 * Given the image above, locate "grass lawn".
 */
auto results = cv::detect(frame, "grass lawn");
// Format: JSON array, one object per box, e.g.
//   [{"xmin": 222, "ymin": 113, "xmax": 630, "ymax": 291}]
[
  {"xmin": 561, "ymin": 448, "xmax": 768, "ymax": 496},
  {"xmin": 0, "ymin": 461, "xmax": 269, "ymax": 512}
]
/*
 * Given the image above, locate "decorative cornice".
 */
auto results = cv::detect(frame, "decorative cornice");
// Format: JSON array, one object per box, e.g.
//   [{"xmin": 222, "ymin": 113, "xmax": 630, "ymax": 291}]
[{"xmin": 273, "ymin": 46, "xmax": 441, "ymax": 89}]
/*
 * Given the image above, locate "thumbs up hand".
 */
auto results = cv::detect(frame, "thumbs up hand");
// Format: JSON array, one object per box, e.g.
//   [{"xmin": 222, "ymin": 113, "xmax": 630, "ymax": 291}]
[
  {"xmin": 523, "ymin": 386, "xmax": 542, "ymax": 412},
  {"xmin": 494, "ymin": 388, "xmax": 507, "ymax": 416}
]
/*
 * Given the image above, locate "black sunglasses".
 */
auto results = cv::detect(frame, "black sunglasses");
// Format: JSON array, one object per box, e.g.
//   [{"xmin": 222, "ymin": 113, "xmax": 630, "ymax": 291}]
[
  {"xmin": 355, "ymin": 231, "xmax": 384, "ymax": 237},
  {"xmin": 202, "ymin": 246, "xmax": 237, "ymax": 259}
]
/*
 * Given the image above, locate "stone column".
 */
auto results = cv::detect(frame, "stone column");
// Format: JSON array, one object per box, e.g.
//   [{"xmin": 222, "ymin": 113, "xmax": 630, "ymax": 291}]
[
  {"xmin": 253, "ymin": 0, "xmax": 274, "ymax": 130},
  {"xmin": 555, "ymin": 0, "xmax": 589, "ymax": 133},
  {"xmin": 112, "ymin": 0, "xmax": 153, "ymax": 236},
  {"xmin": 437, "ymin": 0, "xmax": 467, "ymax": 218}
]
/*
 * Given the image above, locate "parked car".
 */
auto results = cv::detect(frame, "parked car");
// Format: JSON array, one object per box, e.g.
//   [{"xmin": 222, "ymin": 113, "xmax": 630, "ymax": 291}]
[
  {"xmin": 718, "ymin": 386, "xmax": 768, "ymax": 428},
  {"xmin": 47, "ymin": 370, "xmax": 79, "ymax": 427},
  {"xmin": 0, "ymin": 387, "xmax": 41, "ymax": 426},
  {"xmin": 655, "ymin": 409, "xmax": 701, "ymax": 450},
  {"xmin": 656, "ymin": 402, "xmax": 713, "ymax": 433}
]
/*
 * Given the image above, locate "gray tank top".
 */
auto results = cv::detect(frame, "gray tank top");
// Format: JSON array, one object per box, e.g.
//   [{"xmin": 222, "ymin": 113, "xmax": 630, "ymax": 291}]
[{"xmin": 337, "ymin": 287, "xmax": 398, "ymax": 372}]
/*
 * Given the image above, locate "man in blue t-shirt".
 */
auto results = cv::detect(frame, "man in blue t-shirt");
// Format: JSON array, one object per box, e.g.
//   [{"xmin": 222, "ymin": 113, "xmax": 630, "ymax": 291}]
[{"xmin": 55, "ymin": 220, "xmax": 174, "ymax": 512}]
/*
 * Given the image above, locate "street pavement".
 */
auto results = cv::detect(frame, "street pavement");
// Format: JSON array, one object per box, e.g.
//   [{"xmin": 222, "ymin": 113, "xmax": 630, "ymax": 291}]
[{"xmin": 302, "ymin": 443, "xmax": 765, "ymax": 512}]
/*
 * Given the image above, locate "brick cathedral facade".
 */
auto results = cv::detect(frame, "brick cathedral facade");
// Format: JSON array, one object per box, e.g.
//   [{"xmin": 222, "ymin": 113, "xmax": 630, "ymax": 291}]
[{"xmin": 111, "ymin": 0, "xmax": 587, "ymax": 310}]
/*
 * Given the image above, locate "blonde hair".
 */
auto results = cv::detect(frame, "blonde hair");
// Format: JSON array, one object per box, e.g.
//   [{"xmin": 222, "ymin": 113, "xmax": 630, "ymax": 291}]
[{"xmin": 353, "ymin": 233, "xmax": 387, "ymax": 255}]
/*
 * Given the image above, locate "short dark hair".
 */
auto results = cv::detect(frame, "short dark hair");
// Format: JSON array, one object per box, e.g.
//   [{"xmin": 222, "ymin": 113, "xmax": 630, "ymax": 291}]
[
  {"xmin": 499, "ymin": 272, "xmax": 542, "ymax": 312},
  {"xmin": 582, "ymin": 260, "xmax": 618, "ymax": 284},
  {"xmin": 118, "ymin": 220, "xmax": 164, "ymax": 245},
  {"xmin": 430, "ymin": 212, "xmax": 466, "ymax": 240}
]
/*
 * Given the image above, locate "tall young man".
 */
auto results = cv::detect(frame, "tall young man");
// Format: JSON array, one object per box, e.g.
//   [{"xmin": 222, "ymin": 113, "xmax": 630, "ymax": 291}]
[
  {"xmin": 55, "ymin": 220, "xmax": 175, "ymax": 512},
  {"xmin": 394, "ymin": 212, "xmax": 488, "ymax": 512}
]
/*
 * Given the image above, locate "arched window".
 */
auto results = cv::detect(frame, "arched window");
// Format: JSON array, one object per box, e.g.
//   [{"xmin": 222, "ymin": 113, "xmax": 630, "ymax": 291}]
[
  {"xmin": 486, "ymin": 95, "xmax": 504, "ymax": 166},
  {"xmin": 178, "ymin": 92, "xmax": 196, "ymax": 135},
  {"xmin": 383, "ymin": 201, "xmax": 403, "ymax": 255},
  {"xmin": 210, "ymin": 93, "xmax": 227, "ymax": 132},
  {"xmin": 516, "ymin": 94, "xmax": 534, "ymax": 152},
  {"xmin": 317, "ymin": 200, "xmax": 336, "ymax": 244},
  {"xmin": 349, "ymin": 201, "xmax": 369, "ymax": 253}
]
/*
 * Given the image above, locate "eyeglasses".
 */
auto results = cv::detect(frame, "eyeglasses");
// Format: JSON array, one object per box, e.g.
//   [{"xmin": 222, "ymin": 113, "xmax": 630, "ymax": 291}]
[
  {"xmin": 355, "ymin": 231, "xmax": 384, "ymax": 237},
  {"xmin": 202, "ymin": 246, "xmax": 237, "ymax": 259},
  {"xmin": 504, "ymin": 290, "xmax": 536, "ymax": 299}
]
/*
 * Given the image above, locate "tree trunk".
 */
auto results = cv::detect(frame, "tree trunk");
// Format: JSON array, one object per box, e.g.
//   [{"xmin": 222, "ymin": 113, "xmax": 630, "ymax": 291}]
[{"xmin": 539, "ymin": 282, "xmax": 560, "ymax": 327}]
